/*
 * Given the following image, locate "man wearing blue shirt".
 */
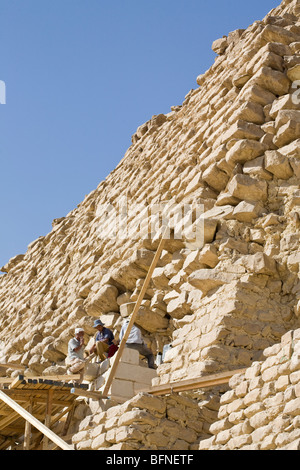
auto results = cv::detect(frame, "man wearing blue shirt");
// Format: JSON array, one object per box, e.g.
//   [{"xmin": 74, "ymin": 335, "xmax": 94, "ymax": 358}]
[{"xmin": 89, "ymin": 319, "xmax": 114, "ymax": 362}]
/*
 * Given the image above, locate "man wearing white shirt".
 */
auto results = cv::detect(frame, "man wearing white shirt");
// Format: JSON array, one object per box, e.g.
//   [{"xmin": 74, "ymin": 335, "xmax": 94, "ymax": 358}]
[
  {"xmin": 67, "ymin": 327, "xmax": 86, "ymax": 382},
  {"xmin": 119, "ymin": 318, "xmax": 156, "ymax": 369}
]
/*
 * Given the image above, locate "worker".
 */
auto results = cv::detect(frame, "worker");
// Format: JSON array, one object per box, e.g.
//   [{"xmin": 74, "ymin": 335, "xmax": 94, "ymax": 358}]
[
  {"xmin": 67, "ymin": 327, "xmax": 86, "ymax": 382},
  {"xmin": 89, "ymin": 319, "xmax": 115, "ymax": 362},
  {"xmin": 119, "ymin": 317, "xmax": 157, "ymax": 369}
]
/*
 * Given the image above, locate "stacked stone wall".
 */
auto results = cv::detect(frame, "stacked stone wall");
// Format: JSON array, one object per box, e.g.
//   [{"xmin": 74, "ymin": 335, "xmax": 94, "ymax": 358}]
[
  {"xmin": 200, "ymin": 328, "xmax": 300, "ymax": 450},
  {"xmin": 72, "ymin": 390, "xmax": 218, "ymax": 451}
]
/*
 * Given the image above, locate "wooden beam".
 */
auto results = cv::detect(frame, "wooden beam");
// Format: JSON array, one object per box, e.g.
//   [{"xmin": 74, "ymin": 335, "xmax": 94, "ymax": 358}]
[
  {"xmin": 0, "ymin": 363, "xmax": 26, "ymax": 371},
  {"xmin": 62, "ymin": 403, "xmax": 76, "ymax": 437},
  {"xmin": 28, "ymin": 374, "xmax": 81, "ymax": 382},
  {"xmin": 141, "ymin": 368, "xmax": 247, "ymax": 396},
  {"xmin": 0, "ymin": 390, "xmax": 73, "ymax": 450},
  {"xmin": 9, "ymin": 375, "xmax": 25, "ymax": 389},
  {"xmin": 43, "ymin": 390, "xmax": 54, "ymax": 450},
  {"xmin": 70, "ymin": 387, "xmax": 103, "ymax": 400},
  {"xmin": 102, "ymin": 226, "xmax": 169, "ymax": 397},
  {"xmin": 0, "ymin": 374, "xmax": 81, "ymax": 386}
]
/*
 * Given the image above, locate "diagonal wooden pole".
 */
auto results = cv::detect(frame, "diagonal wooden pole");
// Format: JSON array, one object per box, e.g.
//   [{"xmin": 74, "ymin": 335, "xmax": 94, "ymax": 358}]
[{"xmin": 102, "ymin": 226, "xmax": 169, "ymax": 397}]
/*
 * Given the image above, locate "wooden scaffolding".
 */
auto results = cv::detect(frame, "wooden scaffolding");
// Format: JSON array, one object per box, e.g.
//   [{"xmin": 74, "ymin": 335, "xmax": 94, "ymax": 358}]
[{"xmin": 0, "ymin": 374, "xmax": 91, "ymax": 450}]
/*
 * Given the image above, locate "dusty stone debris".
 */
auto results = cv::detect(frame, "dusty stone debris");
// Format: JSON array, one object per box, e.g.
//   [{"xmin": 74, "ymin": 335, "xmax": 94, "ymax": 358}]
[{"xmin": 0, "ymin": 0, "xmax": 300, "ymax": 450}]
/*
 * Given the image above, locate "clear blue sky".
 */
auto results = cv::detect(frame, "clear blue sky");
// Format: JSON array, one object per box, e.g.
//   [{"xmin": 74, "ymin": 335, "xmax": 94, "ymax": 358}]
[{"xmin": 0, "ymin": 0, "xmax": 279, "ymax": 269}]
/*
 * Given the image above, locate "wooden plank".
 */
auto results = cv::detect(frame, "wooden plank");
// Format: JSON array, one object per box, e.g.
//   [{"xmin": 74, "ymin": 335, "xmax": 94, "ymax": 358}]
[
  {"xmin": 0, "ymin": 390, "xmax": 73, "ymax": 450},
  {"xmin": 102, "ymin": 226, "xmax": 169, "ymax": 397},
  {"xmin": 9, "ymin": 375, "xmax": 25, "ymax": 389},
  {"xmin": 62, "ymin": 403, "xmax": 76, "ymax": 437},
  {"xmin": 4, "ymin": 388, "xmax": 75, "ymax": 400},
  {"xmin": 142, "ymin": 368, "xmax": 247, "ymax": 396},
  {"xmin": 70, "ymin": 388, "xmax": 103, "ymax": 400},
  {"xmin": 0, "ymin": 374, "xmax": 79, "ymax": 386},
  {"xmin": 0, "ymin": 363, "xmax": 26, "ymax": 371},
  {"xmin": 43, "ymin": 390, "xmax": 54, "ymax": 450},
  {"xmin": 0, "ymin": 378, "xmax": 15, "ymax": 385}
]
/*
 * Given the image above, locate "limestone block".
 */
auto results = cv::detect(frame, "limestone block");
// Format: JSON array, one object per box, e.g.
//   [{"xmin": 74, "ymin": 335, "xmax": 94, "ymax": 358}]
[
  {"xmin": 232, "ymin": 73, "xmax": 251, "ymax": 88},
  {"xmin": 72, "ymin": 430, "xmax": 91, "ymax": 444},
  {"xmin": 134, "ymin": 305, "xmax": 169, "ymax": 332},
  {"xmin": 200, "ymin": 205, "xmax": 235, "ymax": 221},
  {"xmin": 182, "ymin": 250, "xmax": 206, "ymax": 274},
  {"xmin": 118, "ymin": 409, "xmax": 158, "ymax": 427},
  {"xmin": 279, "ymin": 139, "xmax": 300, "ymax": 159},
  {"xmin": 258, "ymin": 24, "xmax": 299, "ymax": 47},
  {"xmin": 84, "ymin": 362, "xmax": 100, "ymax": 381},
  {"xmin": 230, "ymin": 101, "xmax": 265, "ymax": 125},
  {"xmin": 225, "ymin": 139, "xmax": 267, "ymax": 165},
  {"xmin": 243, "ymin": 155, "xmax": 272, "ymax": 180},
  {"xmin": 246, "ymin": 48, "xmax": 284, "ymax": 75},
  {"xmin": 166, "ymin": 292, "xmax": 191, "ymax": 319},
  {"xmin": 215, "ymin": 192, "xmax": 240, "ymax": 206},
  {"xmin": 85, "ymin": 284, "xmax": 119, "ymax": 316},
  {"xmin": 117, "ymin": 292, "xmax": 131, "ymax": 306},
  {"xmin": 163, "ymin": 344, "xmax": 182, "ymax": 364},
  {"xmin": 202, "ymin": 164, "xmax": 229, "ymax": 192},
  {"xmin": 189, "ymin": 269, "xmax": 238, "ymax": 295},
  {"xmin": 249, "ymin": 66, "xmax": 290, "ymax": 96},
  {"xmin": 269, "ymin": 94, "xmax": 300, "ymax": 119},
  {"xmin": 283, "ymin": 398, "xmax": 300, "ymax": 417},
  {"xmin": 264, "ymin": 150, "xmax": 293, "ymax": 179},
  {"xmin": 111, "ymin": 362, "xmax": 157, "ymax": 384},
  {"xmin": 287, "ymin": 252, "xmax": 300, "ymax": 270},
  {"xmin": 273, "ymin": 110, "xmax": 300, "ymax": 147},
  {"xmin": 151, "ymin": 267, "xmax": 170, "ymax": 289},
  {"xmin": 232, "ymin": 200, "xmax": 264, "ymax": 222},
  {"xmin": 221, "ymin": 120, "xmax": 264, "ymax": 144},
  {"xmin": 99, "ymin": 312, "xmax": 120, "ymax": 329},
  {"xmin": 240, "ymin": 83, "xmax": 276, "ymax": 106},
  {"xmin": 130, "ymin": 249, "xmax": 156, "ymax": 270},
  {"xmin": 119, "ymin": 302, "xmax": 135, "ymax": 318},
  {"xmin": 212, "ymin": 36, "xmax": 228, "ymax": 55},
  {"xmin": 290, "ymin": 158, "xmax": 300, "ymax": 178},
  {"xmin": 146, "ymin": 431, "xmax": 170, "ymax": 448},
  {"xmin": 196, "ymin": 74, "xmax": 205, "ymax": 86},
  {"xmin": 249, "ymin": 228, "xmax": 265, "ymax": 244},
  {"xmin": 275, "ymin": 109, "xmax": 300, "ymax": 129},
  {"xmin": 129, "ymin": 392, "xmax": 166, "ymax": 414},
  {"xmin": 184, "ymin": 216, "xmax": 218, "ymax": 249},
  {"xmin": 91, "ymin": 433, "xmax": 110, "ymax": 449},
  {"xmin": 227, "ymin": 174, "xmax": 268, "ymax": 201},
  {"xmin": 105, "ymin": 378, "xmax": 134, "ymax": 399},
  {"xmin": 184, "ymin": 172, "xmax": 205, "ymax": 196},
  {"xmin": 239, "ymin": 252, "xmax": 277, "ymax": 276},
  {"xmin": 287, "ymin": 64, "xmax": 300, "ymax": 81},
  {"xmin": 42, "ymin": 342, "xmax": 66, "ymax": 363},
  {"xmin": 199, "ymin": 144, "xmax": 227, "ymax": 172},
  {"xmin": 120, "ymin": 347, "xmax": 140, "ymax": 365},
  {"xmin": 198, "ymin": 244, "xmax": 219, "ymax": 268},
  {"xmin": 94, "ymin": 375, "xmax": 105, "ymax": 389}
]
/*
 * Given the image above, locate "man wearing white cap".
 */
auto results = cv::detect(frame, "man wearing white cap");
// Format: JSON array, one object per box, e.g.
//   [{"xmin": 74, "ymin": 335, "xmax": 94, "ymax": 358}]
[{"xmin": 67, "ymin": 328, "xmax": 86, "ymax": 382}]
